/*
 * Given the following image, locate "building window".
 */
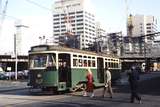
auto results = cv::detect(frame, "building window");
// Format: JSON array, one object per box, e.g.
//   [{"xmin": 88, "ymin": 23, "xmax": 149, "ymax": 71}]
[
  {"xmin": 54, "ymin": 18, "xmax": 59, "ymax": 21},
  {"xmin": 69, "ymin": 12, "xmax": 75, "ymax": 15},
  {"xmin": 53, "ymin": 14, "xmax": 59, "ymax": 17},
  {"xmin": 77, "ymin": 15, "xmax": 83, "ymax": 18},
  {"xmin": 77, "ymin": 31, "xmax": 83, "ymax": 34},
  {"xmin": 77, "ymin": 27, "xmax": 83, "ymax": 30},
  {"xmin": 146, "ymin": 27, "xmax": 151, "ymax": 29},
  {"xmin": 61, "ymin": 29, "xmax": 66, "ymax": 31},
  {"xmin": 77, "ymin": 19, "xmax": 83, "ymax": 22},
  {"xmin": 76, "ymin": 11, "xmax": 83, "ymax": 14},
  {"xmin": 54, "ymin": 30, "xmax": 60, "ymax": 32},
  {"xmin": 61, "ymin": 25, "xmax": 65, "ymax": 28},
  {"xmin": 54, "ymin": 22, "xmax": 60, "ymax": 24},
  {"xmin": 54, "ymin": 26, "xmax": 60, "ymax": 28},
  {"xmin": 146, "ymin": 23, "xmax": 151, "ymax": 25},
  {"xmin": 147, "ymin": 30, "xmax": 151, "ymax": 33},
  {"xmin": 54, "ymin": 34, "xmax": 59, "ymax": 36},
  {"xmin": 77, "ymin": 23, "xmax": 83, "ymax": 26}
]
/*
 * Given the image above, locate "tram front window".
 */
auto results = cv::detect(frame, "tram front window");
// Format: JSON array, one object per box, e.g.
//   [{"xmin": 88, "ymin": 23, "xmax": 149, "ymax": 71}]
[
  {"xmin": 29, "ymin": 55, "xmax": 47, "ymax": 68},
  {"xmin": 29, "ymin": 54, "xmax": 56, "ymax": 69}
]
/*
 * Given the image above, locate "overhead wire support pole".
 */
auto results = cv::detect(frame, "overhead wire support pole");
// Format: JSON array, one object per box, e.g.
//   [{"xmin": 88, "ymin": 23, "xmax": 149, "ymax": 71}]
[
  {"xmin": 14, "ymin": 24, "xmax": 29, "ymax": 80},
  {"xmin": 0, "ymin": 0, "xmax": 8, "ymax": 36}
]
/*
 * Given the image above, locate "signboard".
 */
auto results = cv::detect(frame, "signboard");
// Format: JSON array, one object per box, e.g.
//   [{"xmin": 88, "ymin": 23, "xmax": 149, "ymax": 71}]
[{"xmin": 31, "ymin": 45, "xmax": 49, "ymax": 52}]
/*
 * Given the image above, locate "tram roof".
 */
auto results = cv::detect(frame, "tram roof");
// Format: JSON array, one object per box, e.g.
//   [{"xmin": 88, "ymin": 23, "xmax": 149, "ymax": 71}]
[{"xmin": 30, "ymin": 45, "xmax": 118, "ymax": 58}]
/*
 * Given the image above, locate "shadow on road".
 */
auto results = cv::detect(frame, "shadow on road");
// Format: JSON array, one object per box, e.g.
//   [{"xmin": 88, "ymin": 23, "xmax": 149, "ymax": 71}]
[{"xmin": 114, "ymin": 77, "xmax": 160, "ymax": 96}]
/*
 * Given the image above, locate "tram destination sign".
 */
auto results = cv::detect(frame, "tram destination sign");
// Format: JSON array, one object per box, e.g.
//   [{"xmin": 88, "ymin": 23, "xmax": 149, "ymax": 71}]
[{"xmin": 31, "ymin": 45, "xmax": 49, "ymax": 52}]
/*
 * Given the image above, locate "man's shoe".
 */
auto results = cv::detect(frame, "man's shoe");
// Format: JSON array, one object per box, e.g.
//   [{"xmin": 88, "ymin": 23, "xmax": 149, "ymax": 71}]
[
  {"xmin": 83, "ymin": 92, "xmax": 87, "ymax": 97},
  {"xmin": 90, "ymin": 93, "xmax": 94, "ymax": 98},
  {"xmin": 130, "ymin": 101, "xmax": 134, "ymax": 103},
  {"xmin": 139, "ymin": 100, "xmax": 142, "ymax": 104}
]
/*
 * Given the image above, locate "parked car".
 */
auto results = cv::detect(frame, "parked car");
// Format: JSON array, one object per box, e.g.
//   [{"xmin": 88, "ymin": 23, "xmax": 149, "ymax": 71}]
[
  {"xmin": 0, "ymin": 72, "xmax": 7, "ymax": 80},
  {"xmin": 4, "ymin": 72, "xmax": 15, "ymax": 80}
]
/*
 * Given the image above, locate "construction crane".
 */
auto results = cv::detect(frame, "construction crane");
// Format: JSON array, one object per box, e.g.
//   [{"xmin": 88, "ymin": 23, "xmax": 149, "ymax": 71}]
[
  {"xmin": 60, "ymin": 0, "xmax": 77, "ymax": 48},
  {"xmin": 61, "ymin": 0, "xmax": 74, "ymax": 37},
  {"xmin": 0, "ymin": 0, "xmax": 8, "ymax": 36},
  {"xmin": 125, "ymin": 0, "xmax": 133, "ymax": 52}
]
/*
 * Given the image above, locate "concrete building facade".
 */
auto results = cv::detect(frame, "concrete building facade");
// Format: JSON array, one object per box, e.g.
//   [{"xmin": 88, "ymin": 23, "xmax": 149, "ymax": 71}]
[
  {"xmin": 52, "ymin": 0, "xmax": 96, "ymax": 49},
  {"xmin": 129, "ymin": 14, "xmax": 157, "ymax": 37}
]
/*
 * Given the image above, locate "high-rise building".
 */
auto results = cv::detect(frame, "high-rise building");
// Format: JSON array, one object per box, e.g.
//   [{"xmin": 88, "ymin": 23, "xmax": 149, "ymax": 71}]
[
  {"xmin": 52, "ymin": 0, "xmax": 96, "ymax": 49},
  {"xmin": 128, "ymin": 14, "xmax": 157, "ymax": 37}
]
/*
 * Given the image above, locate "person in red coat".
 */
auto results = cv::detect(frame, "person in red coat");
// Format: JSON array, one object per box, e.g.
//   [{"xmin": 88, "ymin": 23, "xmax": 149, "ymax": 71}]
[{"xmin": 83, "ymin": 68, "xmax": 94, "ymax": 97}]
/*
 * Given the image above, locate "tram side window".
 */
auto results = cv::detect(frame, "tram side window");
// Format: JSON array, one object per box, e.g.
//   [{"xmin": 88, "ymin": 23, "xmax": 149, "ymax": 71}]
[
  {"xmin": 73, "ymin": 59, "xmax": 78, "ymax": 67},
  {"xmin": 84, "ymin": 60, "xmax": 87, "ymax": 67},
  {"xmin": 108, "ymin": 62, "xmax": 111, "ymax": 68},
  {"xmin": 111, "ymin": 62, "xmax": 114, "ymax": 68},
  {"xmin": 88, "ymin": 60, "xmax": 91, "ymax": 67},
  {"xmin": 115, "ymin": 63, "xmax": 117, "ymax": 68},
  {"xmin": 116, "ymin": 63, "xmax": 119, "ymax": 68},
  {"xmin": 105, "ymin": 62, "xmax": 107, "ymax": 68},
  {"xmin": 92, "ymin": 60, "xmax": 95, "ymax": 67},
  {"xmin": 79, "ymin": 59, "xmax": 82, "ymax": 67}
]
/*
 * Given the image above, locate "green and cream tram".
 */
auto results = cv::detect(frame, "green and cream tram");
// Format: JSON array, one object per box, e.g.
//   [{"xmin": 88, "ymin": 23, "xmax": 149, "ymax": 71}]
[{"xmin": 28, "ymin": 45, "xmax": 121, "ymax": 92}]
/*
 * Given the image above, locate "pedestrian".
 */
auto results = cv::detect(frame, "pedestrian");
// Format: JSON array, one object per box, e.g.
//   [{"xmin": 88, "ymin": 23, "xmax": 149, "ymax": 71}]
[
  {"xmin": 102, "ymin": 67, "xmax": 113, "ymax": 98},
  {"xmin": 127, "ymin": 65, "xmax": 142, "ymax": 104},
  {"xmin": 83, "ymin": 68, "xmax": 94, "ymax": 97}
]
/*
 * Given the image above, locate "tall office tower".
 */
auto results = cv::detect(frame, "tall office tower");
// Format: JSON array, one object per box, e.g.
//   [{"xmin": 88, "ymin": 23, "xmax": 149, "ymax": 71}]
[
  {"xmin": 52, "ymin": 0, "xmax": 96, "ymax": 49},
  {"xmin": 128, "ymin": 14, "xmax": 157, "ymax": 37}
]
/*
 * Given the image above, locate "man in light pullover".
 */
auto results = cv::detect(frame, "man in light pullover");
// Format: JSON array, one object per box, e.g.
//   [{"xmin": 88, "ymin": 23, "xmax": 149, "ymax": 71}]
[{"xmin": 102, "ymin": 67, "xmax": 113, "ymax": 98}]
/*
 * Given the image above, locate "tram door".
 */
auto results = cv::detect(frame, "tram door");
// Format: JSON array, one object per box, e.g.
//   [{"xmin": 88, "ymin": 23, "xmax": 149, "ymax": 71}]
[
  {"xmin": 97, "ymin": 58, "xmax": 104, "ymax": 83},
  {"xmin": 58, "ymin": 54, "xmax": 71, "ymax": 87}
]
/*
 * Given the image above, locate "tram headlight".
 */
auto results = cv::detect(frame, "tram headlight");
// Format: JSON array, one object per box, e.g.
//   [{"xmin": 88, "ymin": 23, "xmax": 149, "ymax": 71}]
[
  {"xmin": 37, "ymin": 73, "xmax": 42, "ymax": 78},
  {"xmin": 36, "ymin": 79, "xmax": 43, "ymax": 84}
]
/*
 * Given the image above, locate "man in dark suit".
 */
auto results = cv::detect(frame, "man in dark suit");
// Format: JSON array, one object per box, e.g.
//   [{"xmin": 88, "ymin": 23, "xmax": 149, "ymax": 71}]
[{"xmin": 128, "ymin": 65, "xmax": 142, "ymax": 104}]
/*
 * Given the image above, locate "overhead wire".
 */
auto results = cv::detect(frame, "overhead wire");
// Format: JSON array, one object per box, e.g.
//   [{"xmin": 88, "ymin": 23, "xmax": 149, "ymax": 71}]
[
  {"xmin": 24, "ymin": 0, "xmax": 59, "ymax": 14},
  {"xmin": 0, "ymin": 12, "xmax": 20, "ymax": 20},
  {"xmin": 25, "ymin": 0, "xmax": 52, "ymax": 11},
  {"xmin": 0, "ymin": 0, "xmax": 57, "ymax": 20}
]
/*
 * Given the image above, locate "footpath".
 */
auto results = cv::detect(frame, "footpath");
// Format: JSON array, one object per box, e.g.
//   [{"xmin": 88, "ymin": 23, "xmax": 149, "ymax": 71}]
[
  {"xmin": 0, "ymin": 72, "xmax": 160, "ymax": 92},
  {"xmin": 0, "ymin": 80, "xmax": 28, "ymax": 92}
]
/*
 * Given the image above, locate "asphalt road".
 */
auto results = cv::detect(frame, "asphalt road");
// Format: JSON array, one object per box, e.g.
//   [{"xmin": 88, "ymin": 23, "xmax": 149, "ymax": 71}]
[{"xmin": 1, "ymin": 74, "xmax": 160, "ymax": 107}]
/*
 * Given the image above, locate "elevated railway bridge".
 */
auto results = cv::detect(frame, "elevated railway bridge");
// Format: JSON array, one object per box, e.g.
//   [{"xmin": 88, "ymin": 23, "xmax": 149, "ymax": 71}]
[
  {"xmin": 0, "ymin": 55, "xmax": 28, "ymax": 71},
  {"xmin": 120, "ymin": 53, "xmax": 160, "ymax": 72},
  {"xmin": 0, "ymin": 53, "xmax": 159, "ymax": 73}
]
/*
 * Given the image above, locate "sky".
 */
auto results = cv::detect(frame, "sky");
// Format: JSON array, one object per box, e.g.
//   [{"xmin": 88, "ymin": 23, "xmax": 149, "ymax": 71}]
[{"xmin": 0, "ymin": 0, "xmax": 160, "ymax": 54}]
